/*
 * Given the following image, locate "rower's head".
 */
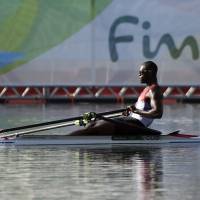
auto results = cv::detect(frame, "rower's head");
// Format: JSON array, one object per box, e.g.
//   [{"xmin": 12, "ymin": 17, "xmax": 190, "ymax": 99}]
[{"xmin": 139, "ymin": 61, "xmax": 158, "ymax": 84}]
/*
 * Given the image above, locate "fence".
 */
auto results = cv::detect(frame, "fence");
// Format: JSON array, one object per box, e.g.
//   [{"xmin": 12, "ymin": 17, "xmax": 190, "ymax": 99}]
[{"xmin": 0, "ymin": 85, "xmax": 199, "ymax": 103}]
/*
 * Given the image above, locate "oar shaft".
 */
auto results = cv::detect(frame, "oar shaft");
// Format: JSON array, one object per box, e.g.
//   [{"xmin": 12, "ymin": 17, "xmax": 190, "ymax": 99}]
[
  {"xmin": 0, "ymin": 108, "xmax": 125, "ymax": 133},
  {"xmin": 0, "ymin": 116, "xmax": 81, "ymax": 133},
  {"xmin": 2, "ymin": 113, "xmax": 123, "ymax": 137},
  {"xmin": 2, "ymin": 121, "xmax": 75, "ymax": 138}
]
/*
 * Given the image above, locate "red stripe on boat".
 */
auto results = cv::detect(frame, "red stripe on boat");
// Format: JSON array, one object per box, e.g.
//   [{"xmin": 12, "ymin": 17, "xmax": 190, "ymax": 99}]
[{"xmin": 171, "ymin": 133, "xmax": 198, "ymax": 138}]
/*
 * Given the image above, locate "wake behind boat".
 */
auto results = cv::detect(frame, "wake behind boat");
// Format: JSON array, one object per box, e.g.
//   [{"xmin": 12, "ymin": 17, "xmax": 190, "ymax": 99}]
[{"xmin": 1, "ymin": 132, "xmax": 200, "ymax": 146}]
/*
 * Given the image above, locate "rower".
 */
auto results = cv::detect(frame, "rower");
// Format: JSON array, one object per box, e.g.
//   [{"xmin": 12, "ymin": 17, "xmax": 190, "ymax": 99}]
[{"xmin": 69, "ymin": 61, "xmax": 163, "ymax": 136}]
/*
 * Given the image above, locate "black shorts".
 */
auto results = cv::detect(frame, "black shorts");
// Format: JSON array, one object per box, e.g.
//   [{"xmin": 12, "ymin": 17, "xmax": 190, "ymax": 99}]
[
  {"xmin": 112, "ymin": 116, "xmax": 161, "ymax": 136},
  {"xmin": 115, "ymin": 116, "xmax": 145, "ymax": 127},
  {"xmin": 111, "ymin": 116, "xmax": 146, "ymax": 134}
]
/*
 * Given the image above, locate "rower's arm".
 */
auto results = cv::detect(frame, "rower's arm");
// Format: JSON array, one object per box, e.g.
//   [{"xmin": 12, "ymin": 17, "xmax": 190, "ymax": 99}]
[{"xmin": 132, "ymin": 87, "xmax": 163, "ymax": 119}]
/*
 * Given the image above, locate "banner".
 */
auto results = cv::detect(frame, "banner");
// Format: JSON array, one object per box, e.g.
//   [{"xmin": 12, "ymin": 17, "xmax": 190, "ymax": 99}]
[{"xmin": 0, "ymin": 0, "xmax": 200, "ymax": 85}]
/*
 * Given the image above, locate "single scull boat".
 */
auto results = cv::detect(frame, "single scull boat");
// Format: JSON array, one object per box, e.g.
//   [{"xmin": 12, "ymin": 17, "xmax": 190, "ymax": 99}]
[
  {"xmin": 0, "ymin": 132, "xmax": 200, "ymax": 146},
  {"xmin": 0, "ymin": 109, "xmax": 199, "ymax": 146}
]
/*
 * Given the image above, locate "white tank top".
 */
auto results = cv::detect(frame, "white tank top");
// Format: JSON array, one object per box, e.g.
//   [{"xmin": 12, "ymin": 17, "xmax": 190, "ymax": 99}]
[{"xmin": 130, "ymin": 85, "xmax": 156, "ymax": 127}]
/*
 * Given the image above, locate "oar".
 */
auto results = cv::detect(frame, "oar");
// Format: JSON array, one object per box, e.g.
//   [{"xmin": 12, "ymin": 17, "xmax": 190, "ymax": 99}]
[{"xmin": 0, "ymin": 108, "xmax": 125, "ymax": 138}]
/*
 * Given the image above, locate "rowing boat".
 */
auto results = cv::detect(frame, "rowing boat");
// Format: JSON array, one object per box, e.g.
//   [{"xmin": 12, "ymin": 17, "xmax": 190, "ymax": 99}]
[
  {"xmin": 1, "ymin": 133, "xmax": 200, "ymax": 146},
  {"xmin": 0, "ymin": 109, "xmax": 199, "ymax": 146}
]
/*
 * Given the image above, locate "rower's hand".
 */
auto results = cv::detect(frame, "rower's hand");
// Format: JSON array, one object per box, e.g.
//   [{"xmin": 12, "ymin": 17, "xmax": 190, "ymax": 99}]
[{"xmin": 123, "ymin": 106, "xmax": 134, "ymax": 116}]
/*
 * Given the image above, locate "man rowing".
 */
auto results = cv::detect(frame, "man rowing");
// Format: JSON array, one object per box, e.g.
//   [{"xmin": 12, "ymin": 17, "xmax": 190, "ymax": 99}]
[{"xmin": 69, "ymin": 61, "xmax": 163, "ymax": 136}]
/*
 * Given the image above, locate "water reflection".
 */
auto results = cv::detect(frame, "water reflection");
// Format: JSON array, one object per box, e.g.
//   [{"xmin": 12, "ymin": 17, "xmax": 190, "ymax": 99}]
[
  {"xmin": 1, "ymin": 145, "xmax": 200, "ymax": 200},
  {"xmin": 65, "ymin": 146, "xmax": 164, "ymax": 200}
]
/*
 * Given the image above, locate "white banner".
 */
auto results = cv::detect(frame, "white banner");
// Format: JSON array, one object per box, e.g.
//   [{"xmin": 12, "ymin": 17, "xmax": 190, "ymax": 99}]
[{"xmin": 0, "ymin": 0, "xmax": 200, "ymax": 85}]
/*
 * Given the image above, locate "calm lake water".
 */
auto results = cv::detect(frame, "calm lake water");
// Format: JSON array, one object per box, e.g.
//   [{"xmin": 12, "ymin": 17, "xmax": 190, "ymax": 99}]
[{"xmin": 0, "ymin": 103, "xmax": 200, "ymax": 200}]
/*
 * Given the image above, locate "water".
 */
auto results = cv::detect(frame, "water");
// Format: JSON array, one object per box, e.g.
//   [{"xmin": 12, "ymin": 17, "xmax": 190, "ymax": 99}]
[{"xmin": 0, "ymin": 103, "xmax": 200, "ymax": 200}]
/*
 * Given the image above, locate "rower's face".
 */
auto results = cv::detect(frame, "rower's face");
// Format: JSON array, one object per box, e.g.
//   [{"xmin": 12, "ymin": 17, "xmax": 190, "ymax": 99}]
[{"xmin": 138, "ymin": 65, "xmax": 150, "ymax": 83}]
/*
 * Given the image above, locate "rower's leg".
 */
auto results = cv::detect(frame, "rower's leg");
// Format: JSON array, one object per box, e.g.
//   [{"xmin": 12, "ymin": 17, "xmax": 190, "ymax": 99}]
[
  {"xmin": 69, "ymin": 120, "xmax": 115, "ymax": 136},
  {"xmin": 69, "ymin": 117, "xmax": 161, "ymax": 136}
]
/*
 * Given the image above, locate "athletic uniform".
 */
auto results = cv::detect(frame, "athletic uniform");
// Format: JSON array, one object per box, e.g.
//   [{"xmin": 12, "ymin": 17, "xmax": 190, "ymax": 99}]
[
  {"xmin": 117, "ymin": 84, "xmax": 157, "ymax": 129},
  {"xmin": 130, "ymin": 84, "xmax": 156, "ymax": 127}
]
